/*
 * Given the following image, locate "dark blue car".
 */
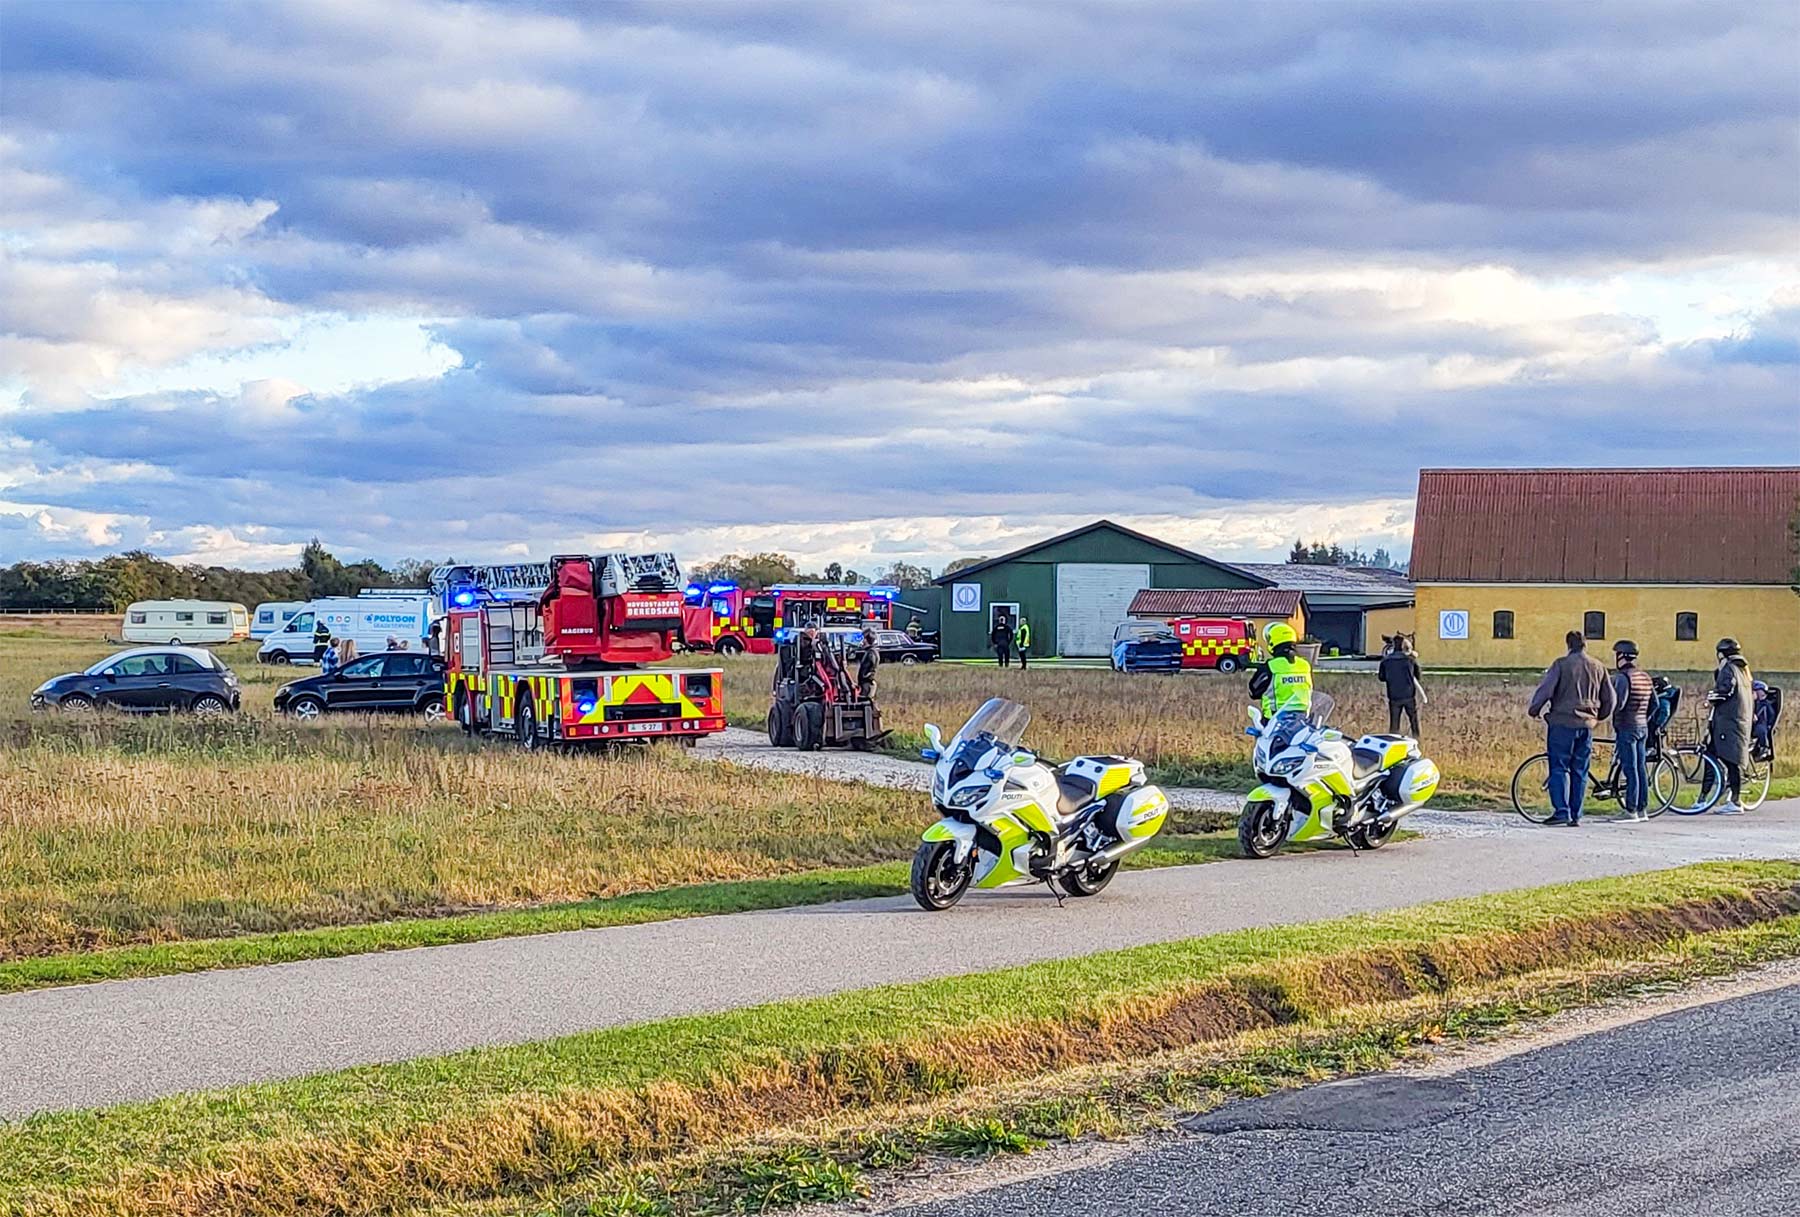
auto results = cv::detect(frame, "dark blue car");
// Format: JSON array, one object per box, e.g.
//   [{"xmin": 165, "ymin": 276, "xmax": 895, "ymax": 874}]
[
  {"xmin": 31, "ymin": 646, "xmax": 241, "ymax": 713},
  {"xmin": 1111, "ymin": 621, "xmax": 1183, "ymax": 673}
]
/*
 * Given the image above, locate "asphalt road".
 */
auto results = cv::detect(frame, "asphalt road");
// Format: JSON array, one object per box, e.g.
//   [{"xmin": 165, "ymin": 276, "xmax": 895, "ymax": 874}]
[
  {"xmin": 2, "ymin": 799, "xmax": 1797, "ymax": 1117},
  {"xmin": 887, "ymin": 980, "xmax": 1800, "ymax": 1217}
]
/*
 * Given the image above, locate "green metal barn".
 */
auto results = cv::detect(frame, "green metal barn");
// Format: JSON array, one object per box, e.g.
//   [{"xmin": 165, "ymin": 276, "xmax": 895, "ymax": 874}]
[{"xmin": 931, "ymin": 520, "xmax": 1268, "ymax": 659}]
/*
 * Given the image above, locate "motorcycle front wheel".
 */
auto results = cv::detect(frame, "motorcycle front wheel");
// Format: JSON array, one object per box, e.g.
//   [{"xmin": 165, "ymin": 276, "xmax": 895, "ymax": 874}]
[
  {"xmin": 1057, "ymin": 858, "xmax": 1119, "ymax": 897},
  {"xmin": 1237, "ymin": 799, "xmax": 1287, "ymax": 858},
  {"xmin": 911, "ymin": 840, "xmax": 975, "ymax": 910}
]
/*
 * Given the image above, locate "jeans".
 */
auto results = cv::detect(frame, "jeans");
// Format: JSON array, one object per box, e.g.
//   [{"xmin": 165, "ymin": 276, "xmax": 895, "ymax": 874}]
[
  {"xmin": 1615, "ymin": 727, "xmax": 1647, "ymax": 813},
  {"xmin": 1387, "ymin": 698, "xmax": 1419, "ymax": 736},
  {"xmin": 1546, "ymin": 724, "xmax": 1593, "ymax": 821}
]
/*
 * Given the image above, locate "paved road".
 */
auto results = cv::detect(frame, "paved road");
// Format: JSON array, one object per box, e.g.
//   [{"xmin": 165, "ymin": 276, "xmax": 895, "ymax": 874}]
[
  {"xmin": 887, "ymin": 980, "xmax": 1800, "ymax": 1217},
  {"xmin": 2, "ymin": 797, "xmax": 1796, "ymax": 1117}
]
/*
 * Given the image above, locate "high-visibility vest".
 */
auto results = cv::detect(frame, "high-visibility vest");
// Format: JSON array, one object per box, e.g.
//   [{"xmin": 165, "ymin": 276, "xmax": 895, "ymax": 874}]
[
  {"xmin": 1015, "ymin": 620, "xmax": 1031, "ymax": 648},
  {"xmin": 1262, "ymin": 654, "xmax": 1313, "ymax": 717}
]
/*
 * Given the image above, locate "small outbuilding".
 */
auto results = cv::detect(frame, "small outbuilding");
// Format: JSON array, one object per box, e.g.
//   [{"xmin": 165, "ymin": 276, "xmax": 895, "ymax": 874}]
[
  {"xmin": 1126, "ymin": 587, "xmax": 1308, "ymax": 646},
  {"xmin": 932, "ymin": 520, "xmax": 1267, "ymax": 658}
]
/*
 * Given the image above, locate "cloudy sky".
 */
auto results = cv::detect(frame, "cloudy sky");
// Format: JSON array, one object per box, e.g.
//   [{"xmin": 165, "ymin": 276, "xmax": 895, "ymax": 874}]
[{"xmin": 2, "ymin": 0, "xmax": 1796, "ymax": 573}]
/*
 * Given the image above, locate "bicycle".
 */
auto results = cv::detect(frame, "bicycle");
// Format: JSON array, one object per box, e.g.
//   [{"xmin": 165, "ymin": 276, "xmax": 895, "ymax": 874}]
[
  {"xmin": 1661, "ymin": 710, "xmax": 1729, "ymax": 816},
  {"xmin": 1511, "ymin": 735, "xmax": 1680, "ymax": 823}
]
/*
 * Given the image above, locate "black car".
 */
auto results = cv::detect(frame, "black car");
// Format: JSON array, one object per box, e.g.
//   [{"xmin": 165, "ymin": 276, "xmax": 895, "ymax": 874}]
[
  {"xmin": 868, "ymin": 629, "xmax": 938, "ymax": 665},
  {"xmin": 31, "ymin": 646, "xmax": 241, "ymax": 713},
  {"xmin": 273, "ymin": 652, "xmax": 446, "ymax": 719}
]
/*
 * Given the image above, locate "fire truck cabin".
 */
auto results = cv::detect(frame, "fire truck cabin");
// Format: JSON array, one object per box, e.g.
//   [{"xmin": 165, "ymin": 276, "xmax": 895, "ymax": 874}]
[{"xmin": 681, "ymin": 582, "xmax": 898, "ymax": 655}]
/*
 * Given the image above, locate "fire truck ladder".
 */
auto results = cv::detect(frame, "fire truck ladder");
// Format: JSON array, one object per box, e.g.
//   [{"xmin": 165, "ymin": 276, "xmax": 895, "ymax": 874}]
[
  {"xmin": 429, "ymin": 562, "xmax": 554, "ymax": 608},
  {"xmin": 595, "ymin": 551, "xmax": 684, "ymax": 597}
]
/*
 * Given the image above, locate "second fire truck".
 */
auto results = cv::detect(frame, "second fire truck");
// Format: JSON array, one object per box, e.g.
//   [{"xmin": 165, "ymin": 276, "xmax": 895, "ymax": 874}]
[
  {"xmin": 681, "ymin": 582, "xmax": 898, "ymax": 654},
  {"xmin": 436, "ymin": 553, "xmax": 725, "ymax": 747}
]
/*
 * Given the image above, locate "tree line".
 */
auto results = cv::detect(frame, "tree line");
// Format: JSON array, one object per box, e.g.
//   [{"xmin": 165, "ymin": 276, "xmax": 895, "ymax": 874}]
[
  {"xmin": 0, "ymin": 542, "xmax": 439, "ymax": 612},
  {"xmin": 1287, "ymin": 540, "xmax": 1406, "ymax": 571}
]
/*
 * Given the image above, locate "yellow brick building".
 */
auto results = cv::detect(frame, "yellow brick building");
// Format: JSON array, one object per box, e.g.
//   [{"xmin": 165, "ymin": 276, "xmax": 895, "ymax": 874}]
[{"xmin": 1410, "ymin": 467, "xmax": 1800, "ymax": 672}]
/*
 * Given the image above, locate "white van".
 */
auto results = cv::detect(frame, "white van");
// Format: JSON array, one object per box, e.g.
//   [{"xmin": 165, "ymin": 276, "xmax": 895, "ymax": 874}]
[
  {"xmin": 257, "ymin": 594, "xmax": 435, "ymax": 664},
  {"xmin": 250, "ymin": 601, "xmax": 306, "ymax": 640},
  {"xmin": 122, "ymin": 600, "xmax": 251, "ymax": 646}
]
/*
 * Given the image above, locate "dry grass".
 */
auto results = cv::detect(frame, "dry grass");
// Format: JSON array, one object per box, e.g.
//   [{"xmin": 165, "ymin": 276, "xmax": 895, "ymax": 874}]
[{"xmin": 707, "ymin": 655, "xmax": 1800, "ymax": 796}]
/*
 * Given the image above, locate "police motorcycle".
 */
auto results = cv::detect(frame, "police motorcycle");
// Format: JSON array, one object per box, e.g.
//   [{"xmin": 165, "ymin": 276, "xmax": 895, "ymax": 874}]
[
  {"xmin": 910, "ymin": 697, "xmax": 1171, "ymax": 910},
  {"xmin": 1237, "ymin": 692, "xmax": 1440, "ymax": 859}
]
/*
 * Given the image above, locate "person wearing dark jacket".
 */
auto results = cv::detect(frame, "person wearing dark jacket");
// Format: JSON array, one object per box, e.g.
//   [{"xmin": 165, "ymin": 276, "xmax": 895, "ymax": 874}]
[
  {"xmin": 1528, "ymin": 631, "xmax": 1618, "ymax": 827},
  {"xmin": 1706, "ymin": 638, "xmax": 1754, "ymax": 814},
  {"xmin": 1609, "ymin": 640, "xmax": 1656, "ymax": 821},
  {"xmin": 1376, "ymin": 636, "xmax": 1423, "ymax": 737},
  {"xmin": 991, "ymin": 617, "xmax": 1013, "ymax": 668},
  {"xmin": 856, "ymin": 631, "xmax": 879, "ymax": 700},
  {"xmin": 313, "ymin": 617, "xmax": 331, "ymax": 664}
]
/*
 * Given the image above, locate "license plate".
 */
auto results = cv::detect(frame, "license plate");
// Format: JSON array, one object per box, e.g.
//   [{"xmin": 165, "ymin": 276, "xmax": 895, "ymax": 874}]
[{"xmin": 626, "ymin": 721, "xmax": 666, "ymax": 734}]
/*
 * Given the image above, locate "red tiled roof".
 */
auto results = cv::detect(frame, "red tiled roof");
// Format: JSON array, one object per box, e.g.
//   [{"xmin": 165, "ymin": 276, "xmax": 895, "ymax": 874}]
[
  {"xmin": 1129, "ymin": 588, "xmax": 1306, "ymax": 618},
  {"xmin": 1411, "ymin": 467, "xmax": 1800, "ymax": 584}
]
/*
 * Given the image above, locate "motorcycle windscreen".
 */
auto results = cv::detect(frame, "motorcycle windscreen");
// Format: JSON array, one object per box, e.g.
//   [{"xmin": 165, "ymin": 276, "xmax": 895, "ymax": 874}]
[{"xmin": 949, "ymin": 697, "xmax": 1030, "ymax": 753}]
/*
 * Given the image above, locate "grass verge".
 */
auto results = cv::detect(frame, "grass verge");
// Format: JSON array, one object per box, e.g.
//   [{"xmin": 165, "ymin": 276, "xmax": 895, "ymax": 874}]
[
  {"xmin": 6, "ymin": 861, "xmax": 1796, "ymax": 1217},
  {"xmin": 0, "ymin": 832, "xmax": 1253, "ymax": 994}
]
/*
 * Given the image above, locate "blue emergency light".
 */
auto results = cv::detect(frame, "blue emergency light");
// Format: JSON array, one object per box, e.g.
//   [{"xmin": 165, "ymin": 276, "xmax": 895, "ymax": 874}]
[
  {"xmin": 451, "ymin": 589, "xmax": 477, "ymax": 608},
  {"xmin": 707, "ymin": 582, "xmax": 737, "ymax": 595},
  {"xmin": 869, "ymin": 585, "xmax": 899, "ymax": 600}
]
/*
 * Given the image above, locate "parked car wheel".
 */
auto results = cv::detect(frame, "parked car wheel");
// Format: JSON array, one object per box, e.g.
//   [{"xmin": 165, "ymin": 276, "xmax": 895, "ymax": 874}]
[
  {"xmin": 59, "ymin": 693, "xmax": 95, "ymax": 712},
  {"xmin": 191, "ymin": 693, "xmax": 230, "ymax": 715},
  {"xmin": 288, "ymin": 695, "xmax": 325, "ymax": 721},
  {"xmin": 167, "ymin": 637, "xmax": 183, "ymax": 645},
  {"xmin": 419, "ymin": 695, "xmax": 446, "ymax": 721},
  {"xmin": 900, "ymin": 654, "xmax": 919, "ymax": 665},
  {"xmin": 1217, "ymin": 655, "xmax": 1241, "ymax": 674},
  {"xmin": 267, "ymin": 652, "xmax": 291, "ymax": 665}
]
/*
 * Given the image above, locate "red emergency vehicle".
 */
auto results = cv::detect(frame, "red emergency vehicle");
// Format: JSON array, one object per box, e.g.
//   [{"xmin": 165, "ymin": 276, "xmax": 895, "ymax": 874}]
[
  {"xmin": 1167, "ymin": 616, "xmax": 1258, "ymax": 672},
  {"xmin": 437, "ymin": 553, "xmax": 725, "ymax": 746},
  {"xmin": 681, "ymin": 582, "xmax": 898, "ymax": 655}
]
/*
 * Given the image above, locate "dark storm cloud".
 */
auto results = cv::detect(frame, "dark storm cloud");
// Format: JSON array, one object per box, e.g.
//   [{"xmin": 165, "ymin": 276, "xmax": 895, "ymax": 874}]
[{"xmin": 1, "ymin": 0, "xmax": 1795, "ymax": 563}]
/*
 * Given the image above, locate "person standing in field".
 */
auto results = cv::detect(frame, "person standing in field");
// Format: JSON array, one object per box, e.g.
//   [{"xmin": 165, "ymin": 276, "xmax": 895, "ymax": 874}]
[
  {"xmin": 1706, "ymin": 638, "xmax": 1753, "ymax": 815},
  {"xmin": 905, "ymin": 618, "xmax": 923, "ymax": 641},
  {"xmin": 1014, "ymin": 615, "xmax": 1031, "ymax": 670},
  {"xmin": 991, "ymin": 615, "xmax": 1013, "ymax": 668},
  {"xmin": 320, "ymin": 636, "xmax": 340, "ymax": 675},
  {"xmin": 313, "ymin": 616, "xmax": 331, "ymax": 664},
  {"xmin": 1609, "ymin": 639, "xmax": 1655, "ymax": 822},
  {"xmin": 856, "ymin": 630, "xmax": 879, "ymax": 700},
  {"xmin": 1377, "ymin": 634, "xmax": 1423, "ymax": 737},
  {"xmin": 1527, "ymin": 630, "xmax": 1617, "ymax": 827}
]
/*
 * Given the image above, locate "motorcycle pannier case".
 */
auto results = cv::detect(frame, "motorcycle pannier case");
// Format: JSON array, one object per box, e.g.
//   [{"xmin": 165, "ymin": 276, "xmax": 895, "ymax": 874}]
[
  {"xmin": 1381, "ymin": 757, "xmax": 1440, "ymax": 808},
  {"xmin": 1061, "ymin": 755, "xmax": 1145, "ymax": 799}
]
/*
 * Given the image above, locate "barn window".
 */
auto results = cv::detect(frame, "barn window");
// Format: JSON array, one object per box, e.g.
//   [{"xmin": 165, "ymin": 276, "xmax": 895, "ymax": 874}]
[
  {"xmin": 1583, "ymin": 611, "xmax": 1606, "ymax": 640},
  {"xmin": 1492, "ymin": 610, "xmax": 1514, "ymax": 640},
  {"xmin": 1675, "ymin": 612, "xmax": 1698, "ymax": 641}
]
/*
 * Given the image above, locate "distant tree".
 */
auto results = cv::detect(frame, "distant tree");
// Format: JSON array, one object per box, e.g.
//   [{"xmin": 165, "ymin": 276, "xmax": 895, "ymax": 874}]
[
  {"xmin": 1287, "ymin": 540, "xmax": 1309, "ymax": 564},
  {"xmin": 874, "ymin": 561, "xmax": 933, "ymax": 589},
  {"xmin": 941, "ymin": 556, "xmax": 988, "ymax": 577},
  {"xmin": 689, "ymin": 551, "xmax": 799, "ymax": 590}
]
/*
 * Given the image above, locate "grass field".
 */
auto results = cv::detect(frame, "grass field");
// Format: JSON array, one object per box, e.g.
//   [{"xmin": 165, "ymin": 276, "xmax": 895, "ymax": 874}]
[
  {"xmin": 702, "ymin": 653, "xmax": 1800, "ymax": 798},
  {"xmin": 7, "ymin": 861, "xmax": 1796, "ymax": 1217}
]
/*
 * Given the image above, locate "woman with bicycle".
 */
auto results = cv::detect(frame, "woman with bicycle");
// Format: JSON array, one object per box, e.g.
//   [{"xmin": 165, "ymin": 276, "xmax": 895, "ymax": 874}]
[{"xmin": 1706, "ymin": 638, "xmax": 1754, "ymax": 815}]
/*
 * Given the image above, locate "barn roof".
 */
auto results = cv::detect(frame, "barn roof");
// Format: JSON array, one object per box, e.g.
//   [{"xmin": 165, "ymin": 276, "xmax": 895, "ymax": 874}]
[
  {"xmin": 1129, "ymin": 588, "xmax": 1307, "ymax": 619},
  {"xmin": 1410, "ymin": 467, "xmax": 1800, "ymax": 585},
  {"xmin": 1233, "ymin": 563, "xmax": 1413, "ymax": 593},
  {"xmin": 932, "ymin": 519, "xmax": 1269, "ymax": 586}
]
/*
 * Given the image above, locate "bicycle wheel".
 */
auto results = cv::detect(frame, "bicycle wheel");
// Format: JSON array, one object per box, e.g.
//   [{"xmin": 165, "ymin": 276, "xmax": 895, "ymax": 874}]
[
  {"xmin": 1667, "ymin": 750, "xmax": 1724, "ymax": 815},
  {"xmin": 1646, "ymin": 754, "xmax": 1681, "ymax": 818},
  {"xmin": 1740, "ymin": 756, "xmax": 1772, "ymax": 811},
  {"xmin": 1511, "ymin": 754, "xmax": 1559, "ymax": 823}
]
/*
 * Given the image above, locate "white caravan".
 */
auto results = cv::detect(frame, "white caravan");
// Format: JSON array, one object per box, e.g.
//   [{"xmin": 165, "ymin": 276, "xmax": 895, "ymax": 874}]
[
  {"xmin": 257, "ymin": 594, "xmax": 435, "ymax": 664},
  {"xmin": 122, "ymin": 600, "xmax": 251, "ymax": 645},
  {"xmin": 250, "ymin": 600, "xmax": 306, "ymax": 640}
]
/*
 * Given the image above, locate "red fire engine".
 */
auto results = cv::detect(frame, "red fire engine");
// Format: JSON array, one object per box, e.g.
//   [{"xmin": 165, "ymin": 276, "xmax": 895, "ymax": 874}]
[
  {"xmin": 436, "ymin": 553, "xmax": 725, "ymax": 747},
  {"xmin": 1167, "ymin": 616, "xmax": 1258, "ymax": 672},
  {"xmin": 681, "ymin": 582, "xmax": 898, "ymax": 655}
]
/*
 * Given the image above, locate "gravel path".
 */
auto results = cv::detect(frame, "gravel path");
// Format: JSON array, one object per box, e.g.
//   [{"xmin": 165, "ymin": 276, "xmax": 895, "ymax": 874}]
[{"xmin": 2, "ymin": 796, "xmax": 1796, "ymax": 1116}]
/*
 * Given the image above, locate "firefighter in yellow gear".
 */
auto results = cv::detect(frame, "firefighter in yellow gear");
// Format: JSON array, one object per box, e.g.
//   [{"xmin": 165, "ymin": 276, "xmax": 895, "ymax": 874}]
[{"xmin": 1248, "ymin": 622, "xmax": 1312, "ymax": 719}]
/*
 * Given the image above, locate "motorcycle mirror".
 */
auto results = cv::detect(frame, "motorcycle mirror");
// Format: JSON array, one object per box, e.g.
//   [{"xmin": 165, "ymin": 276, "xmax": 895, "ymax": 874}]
[
  {"xmin": 923, "ymin": 723, "xmax": 943, "ymax": 750},
  {"xmin": 920, "ymin": 748, "xmax": 940, "ymax": 762},
  {"xmin": 1247, "ymin": 706, "xmax": 1263, "ymax": 726}
]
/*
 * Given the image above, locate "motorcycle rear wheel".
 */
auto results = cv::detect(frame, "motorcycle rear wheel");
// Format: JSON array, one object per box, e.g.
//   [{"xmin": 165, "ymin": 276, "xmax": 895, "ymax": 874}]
[
  {"xmin": 1350, "ymin": 818, "xmax": 1398, "ymax": 850},
  {"xmin": 1057, "ymin": 858, "xmax": 1119, "ymax": 897},
  {"xmin": 1238, "ymin": 799, "xmax": 1286, "ymax": 858},
  {"xmin": 911, "ymin": 840, "xmax": 974, "ymax": 910}
]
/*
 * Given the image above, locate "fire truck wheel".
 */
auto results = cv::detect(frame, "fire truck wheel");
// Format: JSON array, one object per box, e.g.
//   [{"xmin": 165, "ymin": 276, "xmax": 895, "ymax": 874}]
[
  {"xmin": 717, "ymin": 638, "xmax": 745, "ymax": 656},
  {"xmin": 515, "ymin": 699, "xmax": 538, "ymax": 749},
  {"xmin": 455, "ymin": 691, "xmax": 475, "ymax": 734},
  {"xmin": 1217, "ymin": 655, "xmax": 1241, "ymax": 674}
]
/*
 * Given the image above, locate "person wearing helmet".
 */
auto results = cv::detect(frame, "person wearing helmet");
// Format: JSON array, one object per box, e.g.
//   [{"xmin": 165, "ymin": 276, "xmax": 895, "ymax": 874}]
[
  {"xmin": 1706, "ymin": 638, "xmax": 1753, "ymax": 814},
  {"xmin": 1610, "ymin": 639, "xmax": 1655, "ymax": 821},
  {"xmin": 1249, "ymin": 621, "xmax": 1313, "ymax": 722}
]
